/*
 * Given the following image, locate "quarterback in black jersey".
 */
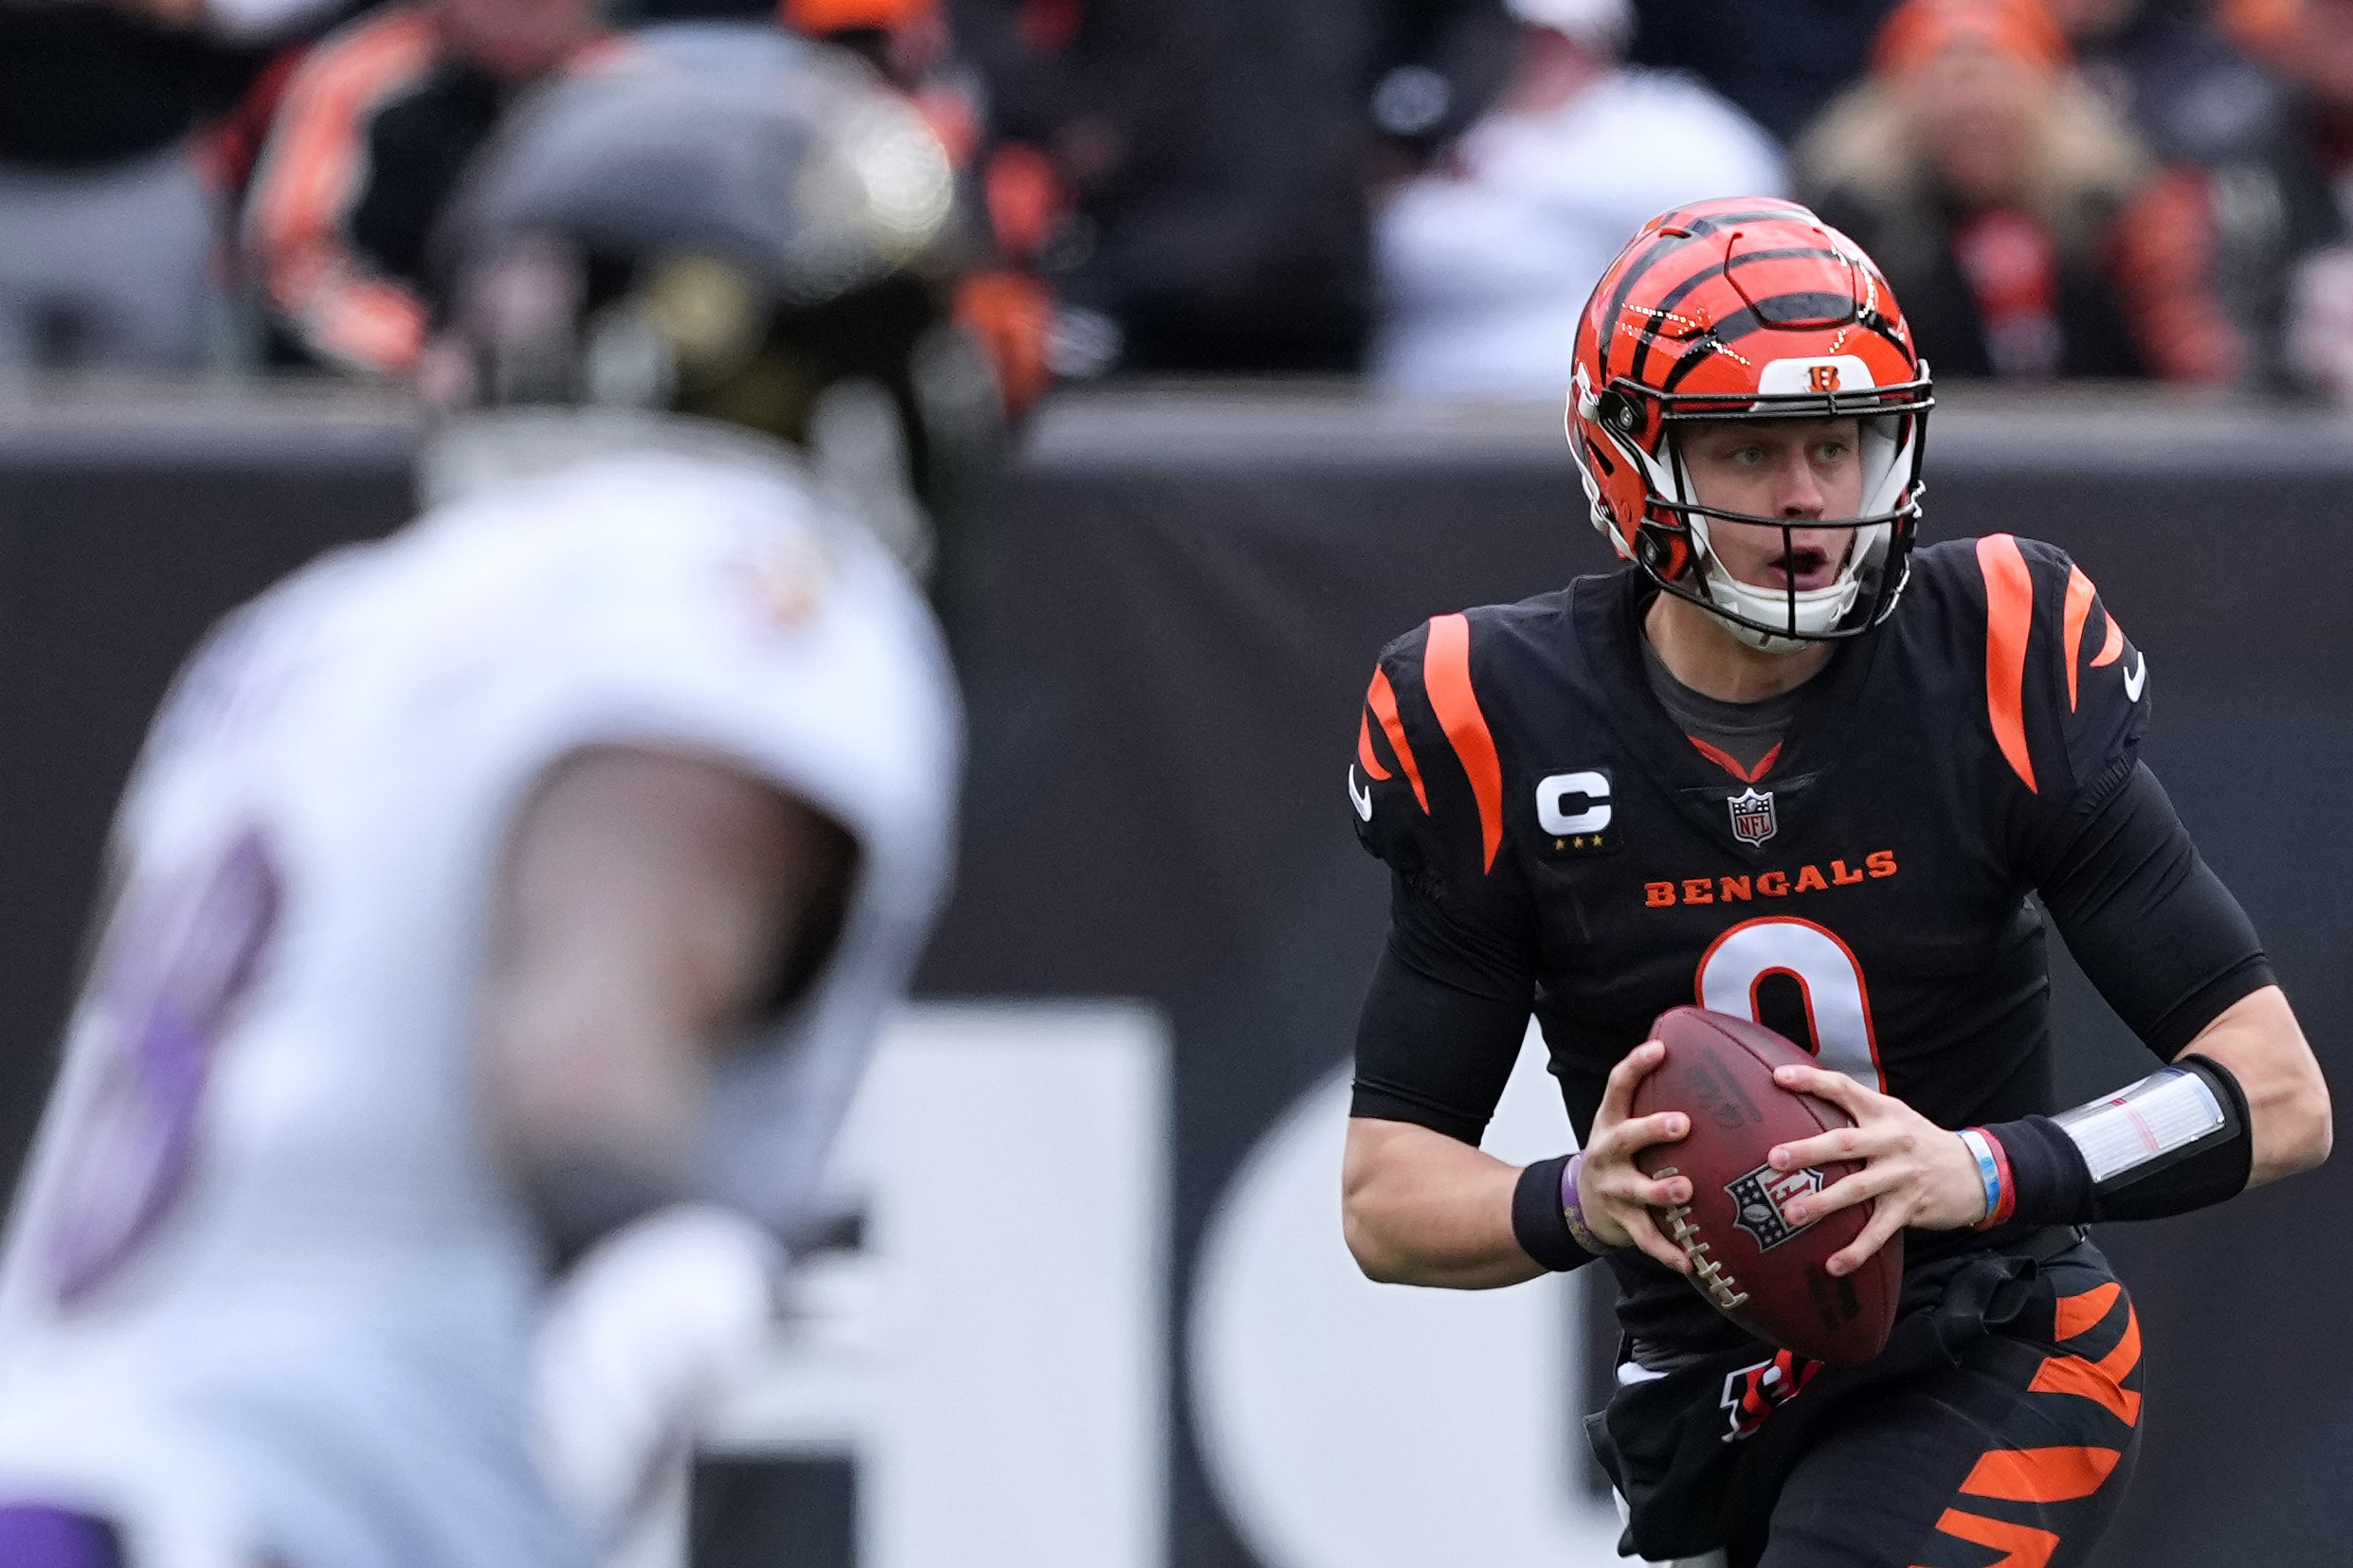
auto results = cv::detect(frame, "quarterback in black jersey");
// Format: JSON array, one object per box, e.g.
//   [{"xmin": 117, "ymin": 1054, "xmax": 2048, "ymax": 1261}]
[{"xmin": 1340, "ymin": 198, "xmax": 2330, "ymax": 1568}]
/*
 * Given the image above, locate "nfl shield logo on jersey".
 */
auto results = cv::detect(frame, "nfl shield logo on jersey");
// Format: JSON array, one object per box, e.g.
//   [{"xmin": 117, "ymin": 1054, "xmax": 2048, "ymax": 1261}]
[{"xmin": 1727, "ymin": 787, "xmax": 1777, "ymax": 847}]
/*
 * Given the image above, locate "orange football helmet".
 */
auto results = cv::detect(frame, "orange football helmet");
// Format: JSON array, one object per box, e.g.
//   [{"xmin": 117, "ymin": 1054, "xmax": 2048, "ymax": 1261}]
[{"xmin": 1567, "ymin": 197, "xmax": 1934, "ymax": 649}]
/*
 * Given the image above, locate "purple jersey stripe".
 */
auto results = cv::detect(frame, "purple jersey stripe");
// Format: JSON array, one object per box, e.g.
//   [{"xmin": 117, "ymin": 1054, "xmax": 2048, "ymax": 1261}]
[{"xmin": 0, "ymin": 1505, "xmax": 126, "ymax": 1568}]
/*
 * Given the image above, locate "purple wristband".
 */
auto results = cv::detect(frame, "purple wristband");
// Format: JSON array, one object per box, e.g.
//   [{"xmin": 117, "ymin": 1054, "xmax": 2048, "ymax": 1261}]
[{"xmin": 1560, "ymin": 1152, "xmax": 1612, "ymax": 1256}]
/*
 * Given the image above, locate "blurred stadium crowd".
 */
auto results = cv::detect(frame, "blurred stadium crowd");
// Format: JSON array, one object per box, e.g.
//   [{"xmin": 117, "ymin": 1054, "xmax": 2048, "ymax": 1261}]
[{"xmin": 8, "ymin": 0, "xmax": 2353, "ymax": 402}]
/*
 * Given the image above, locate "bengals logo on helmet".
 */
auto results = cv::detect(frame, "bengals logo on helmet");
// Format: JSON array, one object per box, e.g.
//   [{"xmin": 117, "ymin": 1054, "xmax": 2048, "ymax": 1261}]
[{"xmin": 1565, "ymin": 197, "xmax": 1935, "ymax": 647}]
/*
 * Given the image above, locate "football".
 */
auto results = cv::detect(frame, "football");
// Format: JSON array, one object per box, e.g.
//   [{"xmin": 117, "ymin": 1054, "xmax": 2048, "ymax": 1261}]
[{"xmin": 1629, "ymin": 1006, "xmax": 1901, "ymax": 1365}]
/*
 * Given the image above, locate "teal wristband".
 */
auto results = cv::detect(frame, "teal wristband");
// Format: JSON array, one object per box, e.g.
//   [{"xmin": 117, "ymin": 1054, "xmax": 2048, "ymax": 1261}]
[{"xmin": 1958, "ymin": 1127, "xmax": 2002, "ymax": 1226}]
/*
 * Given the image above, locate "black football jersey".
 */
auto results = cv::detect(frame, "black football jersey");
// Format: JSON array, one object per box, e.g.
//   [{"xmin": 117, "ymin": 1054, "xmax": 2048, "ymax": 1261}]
[{"xmin": 1348, "ymin": 536, "xmax": 2261, "ymax": 1348}]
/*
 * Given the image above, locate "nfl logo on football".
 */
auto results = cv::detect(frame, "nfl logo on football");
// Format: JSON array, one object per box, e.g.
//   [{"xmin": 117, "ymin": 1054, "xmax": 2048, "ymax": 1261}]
[
  {"xmin": 1727, "ymin": 1162, "xmax": 1825, "ymax": 1251},
  {"xmin": 1728, "ymin": 786, "xmax": 1777, "ymax": 847}
]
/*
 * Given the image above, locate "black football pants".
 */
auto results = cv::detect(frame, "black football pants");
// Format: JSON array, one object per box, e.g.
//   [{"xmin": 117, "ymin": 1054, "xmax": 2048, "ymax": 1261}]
[
  {"xmin": 1751, "ymin": 1258, "xmax": 2144, "ymax": 1567},
  {"xmin": 1596, "ymin": 1238, "xmax": 2144, "ymax": 1568}
]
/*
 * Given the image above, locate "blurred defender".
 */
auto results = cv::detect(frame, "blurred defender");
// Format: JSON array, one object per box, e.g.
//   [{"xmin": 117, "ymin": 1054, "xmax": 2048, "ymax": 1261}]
[{"xmin": 0, "ymin": 34, "xmax": 988, "ymax": 1568}]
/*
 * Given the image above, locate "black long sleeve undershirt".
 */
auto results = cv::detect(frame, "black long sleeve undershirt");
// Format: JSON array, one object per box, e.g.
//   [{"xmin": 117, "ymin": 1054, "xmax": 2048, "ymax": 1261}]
[
  {"xmin": 2030, "ymin": 759, "xmax": 2272, "ymax": 1057},
  {"xmin": 1349, "ymin": 939, "xmax": 1530, "ymax": 1144}
]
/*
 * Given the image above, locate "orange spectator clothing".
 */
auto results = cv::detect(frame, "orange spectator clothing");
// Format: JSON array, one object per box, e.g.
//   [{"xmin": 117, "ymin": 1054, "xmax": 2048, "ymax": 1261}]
[
  {"xmin": 782, "ymin": 0, "xmax": 934, "ymax": 29},
  {"xmin": 243, "ymin": 9, "xmax": 624, "ymax": 376},
  {"xmin": 243, "ymin": 5, "xmax": 440, "ymax": 375},
  {"xmin": 953, "ymin": 270, "xmax": 1055, "ymax": 415},
  {"xmin": 2110, "ymin": 167, "xmax": 2249, "ymax": 386},
  {"xmin": 1870, "ymin": 0, "xmax": 2070, "ymax": 78}
]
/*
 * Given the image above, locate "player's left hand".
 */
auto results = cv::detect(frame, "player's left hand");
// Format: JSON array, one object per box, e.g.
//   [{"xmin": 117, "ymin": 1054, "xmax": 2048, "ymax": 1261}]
[
  {"xmin": 1761, "ymin": 1064, "xmax": 1988, "ymax": 1277},
  {"xmin": 533, "ymin": 1204, "xmax": 782, "ymax": 1539}
]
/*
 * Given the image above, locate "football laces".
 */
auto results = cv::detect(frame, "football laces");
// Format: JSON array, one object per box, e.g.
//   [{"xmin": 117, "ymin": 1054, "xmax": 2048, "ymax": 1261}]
[{"xmin": 1653, "ymin": 1165, "xmax": 1749, "ymax": 1312}]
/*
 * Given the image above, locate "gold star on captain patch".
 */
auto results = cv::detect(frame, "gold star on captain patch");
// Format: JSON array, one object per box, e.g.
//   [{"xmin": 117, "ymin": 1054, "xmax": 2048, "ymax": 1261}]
[{"xmin": 1546, "ymin": 825, "xmax": 1616, "ymax": 857}]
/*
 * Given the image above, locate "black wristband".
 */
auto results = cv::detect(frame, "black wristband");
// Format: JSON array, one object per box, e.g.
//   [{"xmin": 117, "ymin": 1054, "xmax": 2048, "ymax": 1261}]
[
  {"xmin": 1512, "ymin": 1153, "xmax": 1598, "ymax": 1272},
  {"xmin": 1979, "ymin": 1115, "xmax": 2095, "ymax": 1227}
]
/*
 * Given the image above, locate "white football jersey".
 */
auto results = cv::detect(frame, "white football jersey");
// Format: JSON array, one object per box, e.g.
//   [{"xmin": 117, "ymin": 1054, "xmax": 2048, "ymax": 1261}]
[{"xmin": 0, "ymin": 417, "xmax": 961, "ymax": 1568}]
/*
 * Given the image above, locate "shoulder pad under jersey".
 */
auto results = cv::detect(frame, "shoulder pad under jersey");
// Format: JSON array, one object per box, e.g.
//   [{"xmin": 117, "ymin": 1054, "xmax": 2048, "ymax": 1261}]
[
  {"xmin": 1349, "ymin": 611, "xmax": 1514, "ymax": 886},
  {"xmin": 1953, "ymin": 533, "xmax": 2152, "ymax": 803}
]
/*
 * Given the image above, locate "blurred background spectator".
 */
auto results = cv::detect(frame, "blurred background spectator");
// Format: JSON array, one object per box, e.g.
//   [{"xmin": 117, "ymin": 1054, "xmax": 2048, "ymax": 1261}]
[
  {"xmin": 2054, "ymin": 0, "xmax": 2281, "ymax": 167},
  {"xmin": 779, "ymin": 0, "xmax": 954, "ymax": 87},
  {"xmin": 765, "ymin": 0, "xmax": 1066, "ymax": 415},
  {"xmin": 950, "ymin": 0, "xmax": 1517, "ymax": 375},
  {"xmin": 2053, "ymin": 0, "xmax": 2338, "ymax": 387},
  {"xmin": 2220, "ymin": 0, "xmax": 2353, "ymax": 397},
  {"xmin": 22, "ymin": 0, "xmax": 2353, "ymax": 398},
  {"xmin": 1793, "ymin": 0, "xmax": 2245, "ymax": 382},
  {"xmin": 1369, "ymin": 0, "xmax": 1782, "ymax": 396},
  {"xmin": 240, "ymin": 0, "xmax": 622, "ymax": 374},
  {"xmin": 0, "ymin": 0, "xmax": 344, "ymax": 371},
  {"xmin": 1626, "ymin": 0, "xmax": 1899, "ymax": 144}
]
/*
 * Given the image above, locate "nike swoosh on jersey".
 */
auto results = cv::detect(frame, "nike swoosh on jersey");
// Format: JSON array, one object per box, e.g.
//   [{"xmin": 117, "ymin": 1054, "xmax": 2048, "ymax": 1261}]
[
  {"xmin": 2123, "ymin": 652, "xmax": 2146, "ymax": 702},
  {"xmin": 1348, "ymin": 766, "xmax": 1373, "ymax": 821}
]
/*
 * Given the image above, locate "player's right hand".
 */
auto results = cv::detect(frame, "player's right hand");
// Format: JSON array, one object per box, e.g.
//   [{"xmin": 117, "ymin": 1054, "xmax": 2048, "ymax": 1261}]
[{"xmin": 1577, "ymin": 1039, "xmax": 1694, "ymax": 1273}]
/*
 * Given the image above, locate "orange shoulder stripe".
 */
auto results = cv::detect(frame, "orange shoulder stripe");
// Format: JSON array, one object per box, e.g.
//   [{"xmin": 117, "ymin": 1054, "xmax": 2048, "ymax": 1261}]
[
  {"xmin": 1355, "ymin": 712, "xmax": 1391, "ymax": 781},
  {"xmin": 1976, "ymin": 534, "xmax": 2038, "ymax": 793},
  {"xmin": 2060, "ymin": 564, "xmax": 2098, "ymax": 712},
  {"xmin": 1365, "ymin": 669, "xmax": 1427, "ymax": 814},
  {"xmin": 1423, "ymin": 613, "xmax": 1504, "ymax": 871},
  {"xmin": 2090, "ymin": 606, "xmax": 2127, "ymax": 668}
]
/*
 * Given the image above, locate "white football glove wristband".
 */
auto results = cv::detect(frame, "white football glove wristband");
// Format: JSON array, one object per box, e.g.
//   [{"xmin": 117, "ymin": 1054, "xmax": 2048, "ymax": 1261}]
[{"xmin": 529, "ymin": 1202, "xmax": 783, "ymax": 1541}]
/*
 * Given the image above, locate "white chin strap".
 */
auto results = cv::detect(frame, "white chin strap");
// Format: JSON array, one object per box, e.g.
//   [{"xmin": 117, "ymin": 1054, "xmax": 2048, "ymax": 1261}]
[{"xmin": 1688, "ymin": 517, "xmax": 1880, "ymax": 654}]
